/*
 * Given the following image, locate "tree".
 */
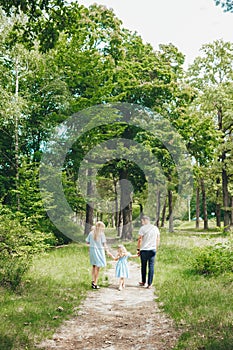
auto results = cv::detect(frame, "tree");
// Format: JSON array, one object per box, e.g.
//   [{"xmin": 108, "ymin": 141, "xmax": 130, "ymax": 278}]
[
  {"xmin": 0, "ymin": 0, "xmax": 74, "ymax": 51},
  {"xmin": 214, "ymin": 0, "xmax": 233, "ymax": 12},
  {"xmin": 0, "ymin": 12, "xmax": 73, "ymax": 243},
  {"xmin": 98, "ymin": 157, "xmax": 147, "ymax": 239},
  {"xmin": 1, "ymin": 3, "xmax": 195, "ymax": 239},
  {"xmin": 188, "ymin": 40, "xmax": 233, "ymax": 230}
]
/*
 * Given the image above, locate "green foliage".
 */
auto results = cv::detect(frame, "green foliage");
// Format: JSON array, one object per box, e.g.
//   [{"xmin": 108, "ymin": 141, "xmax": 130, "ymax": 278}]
[
  {"xmin": 187, "ymin": 39, "xmax": 233, "ymax": 230},
  {"xmin": 155, "ymin": 231, "xmax": 233, "ymax": 350},
  {"xmin": 0, "ymin": 207, "xmax": 55, "ymax": 289},
  {"xmin": 0, "ymin": 0, "xmax": 71, "ymax": 51},
  {"xmin": 0, "ymin": 0, "xmax": 232, "ymax": 240},
  {"xmin": 0, "ymin": 0, "xmax": 59, "ymax": 15},
  {"xmin": 214, "ymin": 0, "xmax": 233, "ymax": 12},
  {"xmin": 191, "ymin": 241, "xmax": 233, "ymax": 275}
]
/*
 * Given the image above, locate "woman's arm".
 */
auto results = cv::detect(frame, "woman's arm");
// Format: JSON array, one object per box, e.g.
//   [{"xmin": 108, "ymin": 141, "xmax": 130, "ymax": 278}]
[
  {"xmin": 108, "ymin": 252, "xmax": 119, "ymax": 261},
  {"xmin": 103, "ymin": 242, "xmax": 116, "ymax": 259},
  {"xmin": 103, "ymin": 242, "xmax": 110, "ymax": 255}
]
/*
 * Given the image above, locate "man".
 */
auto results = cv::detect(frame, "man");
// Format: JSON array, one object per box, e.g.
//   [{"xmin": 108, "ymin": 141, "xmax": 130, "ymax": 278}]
[{"xmin": 137, "ymin": 215, "xmax": 160, "ymax": 289}]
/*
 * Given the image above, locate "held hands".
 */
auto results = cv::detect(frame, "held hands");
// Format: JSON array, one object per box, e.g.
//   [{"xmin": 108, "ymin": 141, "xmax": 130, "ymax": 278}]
[{"xmin": 107, "ymin": 252, "xmax": 115, "ymax": 259}]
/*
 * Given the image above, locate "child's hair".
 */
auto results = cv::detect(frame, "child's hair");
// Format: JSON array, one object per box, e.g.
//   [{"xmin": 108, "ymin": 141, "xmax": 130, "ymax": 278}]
[
  {"xmin": 117, "ymin": 244, "xmax": 128, "ymax": 258},
  {"xmin": 93, "ymin": 221, "xmax": 105, "ymax": 241}
]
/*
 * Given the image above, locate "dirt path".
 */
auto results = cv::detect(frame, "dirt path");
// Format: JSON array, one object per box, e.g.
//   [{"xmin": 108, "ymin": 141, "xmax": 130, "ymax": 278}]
[{"xmin": 38, "ymin": 246, "xmax": 182, "ymax": 350}]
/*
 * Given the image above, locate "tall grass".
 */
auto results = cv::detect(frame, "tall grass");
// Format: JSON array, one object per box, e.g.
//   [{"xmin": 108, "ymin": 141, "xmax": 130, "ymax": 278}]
[{"xmin": 155, "ymin": 230, "xmax": 233, "ymax": 350}]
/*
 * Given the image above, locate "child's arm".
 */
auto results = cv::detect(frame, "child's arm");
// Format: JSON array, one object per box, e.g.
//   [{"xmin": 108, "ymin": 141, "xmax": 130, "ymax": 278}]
[{"xmin": 107, "ymin": 252, "xmax": 117, "ymax": 260}]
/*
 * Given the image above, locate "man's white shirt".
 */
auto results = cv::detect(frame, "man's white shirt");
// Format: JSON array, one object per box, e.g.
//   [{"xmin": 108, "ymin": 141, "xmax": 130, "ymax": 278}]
[{"xmin": 139, "ymin": 223, "xmax": 160, "ymax": 250}]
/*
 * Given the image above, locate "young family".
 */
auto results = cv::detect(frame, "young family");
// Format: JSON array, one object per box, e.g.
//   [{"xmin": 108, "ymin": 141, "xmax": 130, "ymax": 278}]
[{"xmin": 85, "ymin": 216, "xmax": 160, "ymax": 290}]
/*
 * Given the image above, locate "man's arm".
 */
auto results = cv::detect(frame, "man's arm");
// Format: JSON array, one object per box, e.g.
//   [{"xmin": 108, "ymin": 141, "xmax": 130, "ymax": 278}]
[{"xmin": 137, "ymin": 235, "xmax": 142, "ymax": 254}]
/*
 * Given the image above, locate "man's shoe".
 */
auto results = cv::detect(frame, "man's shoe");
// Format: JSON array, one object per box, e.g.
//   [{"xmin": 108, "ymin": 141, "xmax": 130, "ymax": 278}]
[{"xmin": 138, "ymin": 282, "xmax": 145, "ymax": 286}]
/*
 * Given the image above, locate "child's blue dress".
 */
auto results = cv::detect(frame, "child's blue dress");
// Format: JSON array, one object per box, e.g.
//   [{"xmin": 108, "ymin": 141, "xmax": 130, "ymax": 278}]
[
  {"xmin": 115, "ymin": 253, "xmax": 131, "ymax": 278},
  {"xmin": 86, "ymin": 231, "xmax": 106, "ymax": 267}
]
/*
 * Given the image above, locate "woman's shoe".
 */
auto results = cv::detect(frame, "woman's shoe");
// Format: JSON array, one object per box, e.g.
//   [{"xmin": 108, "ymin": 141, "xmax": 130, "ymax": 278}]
[{"xmin": 92, "ymin": 284, "xmax": 100, "ymax": 289}]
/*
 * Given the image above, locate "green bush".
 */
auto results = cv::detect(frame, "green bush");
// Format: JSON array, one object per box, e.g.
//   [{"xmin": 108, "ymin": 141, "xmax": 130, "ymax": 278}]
[
  {"xmin": 192, "ymin": 241, "xmax": 233, "ymax": 276},
  {"xmin": 0, "ymin": 207, "xmax": 56, "ymax": 289}
]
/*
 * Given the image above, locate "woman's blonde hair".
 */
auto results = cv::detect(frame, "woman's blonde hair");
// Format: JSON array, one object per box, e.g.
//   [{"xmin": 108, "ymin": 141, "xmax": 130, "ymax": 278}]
[
  {"xmin": 93, "ymin": 221, "xmax": 105, "ymax": 241},
  {"xmin": 117, "ymin": 244, "xmax": 128, "ymax": 258}
]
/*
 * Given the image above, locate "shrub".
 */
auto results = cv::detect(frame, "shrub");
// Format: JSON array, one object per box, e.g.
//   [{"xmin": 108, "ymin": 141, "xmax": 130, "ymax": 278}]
[
  {"xmin": 192, "ymin": 240, "xmax": 233, "ymax": 276},
  {"xmin": 0, "ymin": 207, "xmax": 56, "ymax": 289}
]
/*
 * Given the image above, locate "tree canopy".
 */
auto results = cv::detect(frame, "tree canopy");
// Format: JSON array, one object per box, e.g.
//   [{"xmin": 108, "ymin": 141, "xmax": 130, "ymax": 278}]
[
  {"xmin": 214, "ymin": 0, "xmax": 233, "ymax": 12},
  {"xmin": 0, "ymin": 1, "xmax": 232, "ymax": 244}
]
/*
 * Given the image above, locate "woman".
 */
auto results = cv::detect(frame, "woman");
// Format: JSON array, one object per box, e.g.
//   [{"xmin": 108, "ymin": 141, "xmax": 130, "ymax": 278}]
[{"xmin": 86, "ymin": 221, "xmax": 109, "ymax": 289}]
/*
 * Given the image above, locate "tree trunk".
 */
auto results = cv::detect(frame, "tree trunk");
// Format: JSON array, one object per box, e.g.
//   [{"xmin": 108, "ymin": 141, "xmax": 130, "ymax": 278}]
[
  {"xmin": 139, "ymin": 203, "xmax": 143, "ymax": 218},
  {"xmin": 117, "ymin": 209, "xmax": 122, "ymax": 237},
  {"xmin": 222, "ymin": 157, "xmax": 230, "ymax": 231},
  {"xmin": 84, "ymin": 168, "xmax": 94, "ymax": 235},
  {"xmin": 216, "ymin": 178, "xmax": 221, "ymax": 227},
  {"xmin": 121, "ymin": 206, "xmax": 132, "ymax": 239},
  {"xmin": 15, "ymin": 59, "xmax": 20, "ymax": 211},
  {"xmin": 120, "ymin": 170, "xmax": 132, "ymax": 240},
  {"xmin": 216, "ymin": 202, "xmax": 221, "ymax": 227},
  {"xmin": 111, "ymin": 207, "xmax": 115, "ymax": 228},
  {"xmin": 114, "ymin": 179, "xmax": 119, "ymax": 229},
  {"xmin": 187, "ymin": 195, "xmax": 191, "ymax": 222},
  {"xmin": 218, "ymin": 108, "xmax": 230, "ymax": 231},
  {"xmin": 161, "ymin": 196, "xmax": 167, "ymax": 227},
  {"xmin": 155, "ymin": 189, "xmax": 161, "ymax": 227},
  {"xmin": 230, "ymin": 195, "xmax": 233, "ymax": 228},
  {"xmin": 196, "ymin": 184, "xmax": 200, "ymax": 229},
  {"xmin": 85, "ymin": 204, "xmax": 94, "ymax": 235},
  {"xmin": 168, "ymin": 189, "xmax": 174, "ymax": 233},
  {"xmin": 201, "ymin": 178, "xmax": 208, "ymax": 230}
]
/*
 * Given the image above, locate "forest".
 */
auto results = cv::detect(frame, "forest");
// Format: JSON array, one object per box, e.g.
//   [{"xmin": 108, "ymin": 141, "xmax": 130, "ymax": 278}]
[
  {"xmin": 0, "ymin": 0, "xmax": 232, "ymax": 287},
  {"xmin": 0, "ymin": 2, "xmax": 232, "ymax": 350}
]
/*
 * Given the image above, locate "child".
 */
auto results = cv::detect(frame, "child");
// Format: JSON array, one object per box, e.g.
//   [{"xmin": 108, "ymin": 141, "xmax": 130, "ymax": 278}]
[{"xmin": 109, "ymin": 245, "xmax": 138, "ymax": 291}]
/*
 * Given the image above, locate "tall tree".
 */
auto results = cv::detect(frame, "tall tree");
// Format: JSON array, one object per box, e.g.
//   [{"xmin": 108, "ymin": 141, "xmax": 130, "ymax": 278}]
[{"xmin": 188, "ymin": 40, "xmax": 233, "ymax": 230}]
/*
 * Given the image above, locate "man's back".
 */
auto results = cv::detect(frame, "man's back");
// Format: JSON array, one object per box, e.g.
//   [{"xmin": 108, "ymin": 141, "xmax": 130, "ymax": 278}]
[{"xmin": 139, "ymin": 223, "xmax": 160, "ymax": 250}]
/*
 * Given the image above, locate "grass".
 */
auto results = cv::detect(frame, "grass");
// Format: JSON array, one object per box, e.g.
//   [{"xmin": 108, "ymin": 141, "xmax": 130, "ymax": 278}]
[
  {"xmin": 154, "ymin": 230, "xmax": 233, "ymax": 350},
  {"xmin": 0, "ymin": 225, "xmax": 232, "ymax": 350},
  {"xmin": 0, "ymin": 243, "xmax": 103, "ymax": 350}
]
